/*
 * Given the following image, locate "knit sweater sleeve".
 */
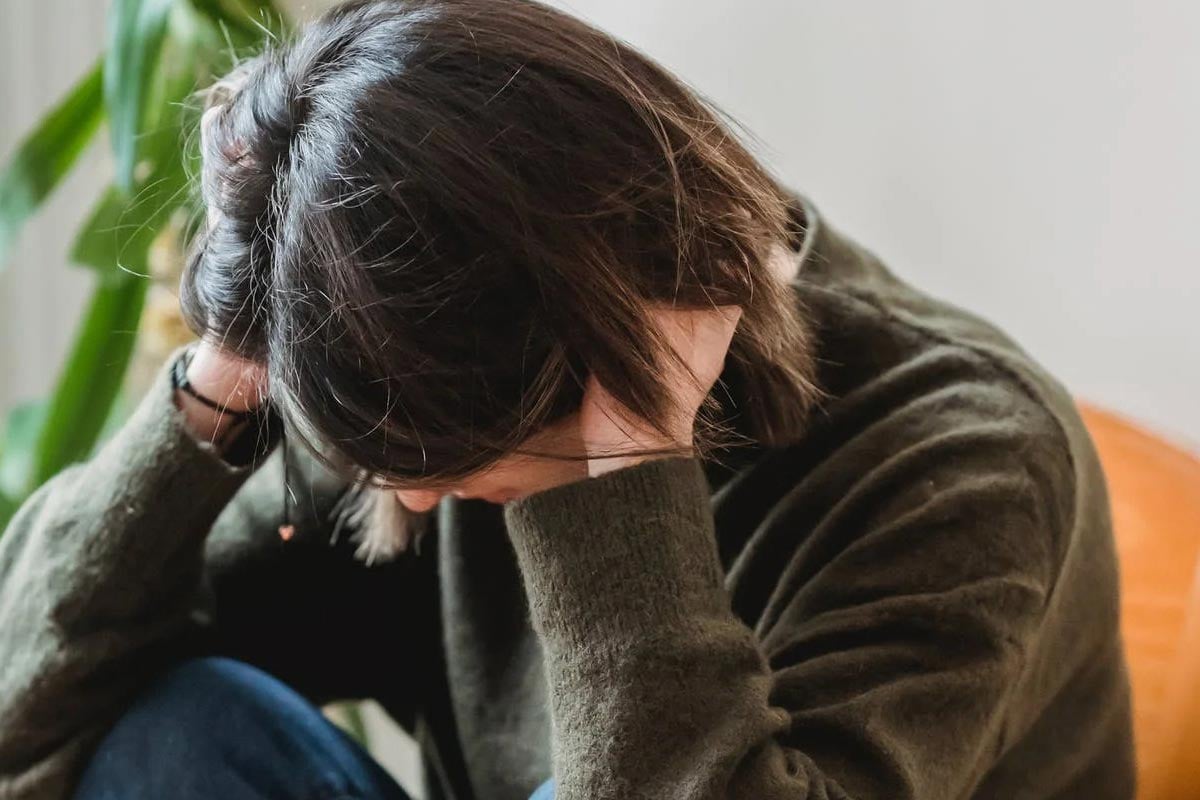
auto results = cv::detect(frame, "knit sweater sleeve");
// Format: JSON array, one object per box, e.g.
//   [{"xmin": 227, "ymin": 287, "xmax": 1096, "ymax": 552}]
[
  {"xmin": 0, "ymin": 349, "xmax": 268, "ymax": 799},
  {"xmin": 502, "ymin": 413, "xmax": 1069, "ymax": 799},
  {"xmin": 0, "ymin": 349, "xmax": 423, "ymax": 800}
]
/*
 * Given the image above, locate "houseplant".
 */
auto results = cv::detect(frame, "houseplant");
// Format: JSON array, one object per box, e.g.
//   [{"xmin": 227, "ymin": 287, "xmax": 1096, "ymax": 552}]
[
  {"xmin": 0, "ymin": 0, "xmax": 377, "ymax": 748},
  {"xmin": 0, "ymin": 0, "xmax": 286, "ymax": 528}
]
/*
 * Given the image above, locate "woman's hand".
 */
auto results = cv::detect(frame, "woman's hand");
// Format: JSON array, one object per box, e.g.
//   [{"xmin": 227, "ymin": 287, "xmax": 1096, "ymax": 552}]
[
  {"xmin": 176, "ymin": 341, "xmax": 269, "ymax": 446},
  {"xmin": 580, "ymin": 305, "xmax": 742, "ymax": 478},
  {"xmin": 384, "ymin": 305, "xmax": 743, "ymax": 510}
]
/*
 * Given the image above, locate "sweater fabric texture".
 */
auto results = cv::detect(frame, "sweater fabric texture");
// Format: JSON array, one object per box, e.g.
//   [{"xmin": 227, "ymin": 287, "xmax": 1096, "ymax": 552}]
[{"xmin": 0, "ymin": 194, "xmax": 1135, "ymax": 800}]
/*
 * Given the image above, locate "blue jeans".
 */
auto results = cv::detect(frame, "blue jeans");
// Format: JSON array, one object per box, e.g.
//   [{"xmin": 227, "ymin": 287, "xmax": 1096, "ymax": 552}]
[{"xmin": 74, "ymin": 657, "xmax": 555, "ymax": 800}]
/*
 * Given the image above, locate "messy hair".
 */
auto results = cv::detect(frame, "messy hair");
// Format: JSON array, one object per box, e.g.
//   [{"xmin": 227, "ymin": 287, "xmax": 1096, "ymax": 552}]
[{"xmin": 181, "ymin": 0, "xmax": 818, "ymax": 559}]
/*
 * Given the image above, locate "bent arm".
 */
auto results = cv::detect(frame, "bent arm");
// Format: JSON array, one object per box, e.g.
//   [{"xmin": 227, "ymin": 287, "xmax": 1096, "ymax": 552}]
[
  {"xmin": 0, "ymin": 346, "xmax": 433, "ymax": 800},
  {"xmin": 503, "ymin": 422, "xmax": 1067, "ymax": 799},
  {"xmin": 0, "ymin": 347, "xmax": 279, "ymax": 799}
]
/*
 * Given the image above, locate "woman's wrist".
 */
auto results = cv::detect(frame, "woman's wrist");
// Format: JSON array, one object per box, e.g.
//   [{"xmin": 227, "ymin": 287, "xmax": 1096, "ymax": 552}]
[
  {"xmin": 184, "ymin": 343, "xmax": 264, "ymax": 413},
  {"xmin": 173, "ymin": 389, "xmax": 248, "ymax": 446},
  {"xmin": 172, "ymin": 343, "xmax": 267, "ymax": 449}
]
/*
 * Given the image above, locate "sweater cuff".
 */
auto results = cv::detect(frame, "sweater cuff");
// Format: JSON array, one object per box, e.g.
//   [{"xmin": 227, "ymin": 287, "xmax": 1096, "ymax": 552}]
[
  {"xmin": 75, "ymin": 345, "xmax": 279, "ymax": 566},
  {"xmin": 503, "ymin": 457, "xmax": 727, "ymax": 652}
]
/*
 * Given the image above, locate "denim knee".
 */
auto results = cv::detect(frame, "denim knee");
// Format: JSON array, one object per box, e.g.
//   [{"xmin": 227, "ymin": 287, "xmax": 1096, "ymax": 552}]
[
  {"xmin": 529, "ymin": 777, "xmax": 556, "ymax": 800},
  {"xmin": 74, "ymin": 656, "xmax": 407, "ymax": 800}
]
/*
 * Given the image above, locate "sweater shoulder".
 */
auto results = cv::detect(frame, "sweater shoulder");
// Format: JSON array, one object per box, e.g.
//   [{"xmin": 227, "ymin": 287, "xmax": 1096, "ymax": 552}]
[
  {"xmin": 790, "ymin": 222, "xmax": 1093, "ymax": 515},
  {"xmin": 730, "ymin": 238, "xmax": 1104, "ymax": 600}
]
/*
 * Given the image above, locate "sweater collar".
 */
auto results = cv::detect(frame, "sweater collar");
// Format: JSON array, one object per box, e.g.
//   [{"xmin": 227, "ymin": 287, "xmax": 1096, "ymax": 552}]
[
  {"xmin": 782, "ymin": 188, "xmax": 824, "ymax": 282},
  {"xmin": 701, "ymin": 188, "xmax": 827, "ymax": 491}
]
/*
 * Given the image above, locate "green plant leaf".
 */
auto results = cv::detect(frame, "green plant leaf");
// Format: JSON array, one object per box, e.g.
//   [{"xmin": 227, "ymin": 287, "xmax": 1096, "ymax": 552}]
[
  {"xmin": 0, "ymin": 64, "xmax": 104, "ymax": 270},
  {"xmin": 78, "ymin": 3, "xmax": 206, "ymax": 276},
  {"xmin": 30, "ymin": 276, "xmax": 149, "ymax": 488},
  {"xmin": 106, "ymin": 0, "xmax": 179, "ymax": 192},
  {"xmin": 190, "ymin": 0, "xmax": 285, "ymax": 44},
  {"xmin": 0, "ymin": 491, "xmax": 16, "ymax": 533},
  {"xmin": 72, "ymin": 121, "xmax": 191, "ymax": 277},
  {"xmin": 71, "ymin": 165, "xmax": 188, "ymax": 276},
  {"xmin": 0, "ymin": 401, "xmax": 48, "ymax": 501},
  {"xmin": 37, "ymin": 0, "xmax": 211, "ymax": 491},
  {"xmin": 0, "ymin": 0, "xmax": 291, "ymax": 533},
  {"xmin": 0, "ymin": 395, "xmax": 128, "ymax": 535},
  {"xmin": 72, "ymin": 184, "xmax": 153, "ymax": 275}
]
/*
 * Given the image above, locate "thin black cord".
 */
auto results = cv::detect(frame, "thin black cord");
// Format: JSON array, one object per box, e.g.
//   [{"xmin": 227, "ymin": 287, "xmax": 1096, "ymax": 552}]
[
  {"xmin": 171, "ymin": 346, "xmax": 294, "ymax": 540},
  {"xmin": 171, "ymin": 348, "xmax": 256, "ymax": 423},
  {"xmin": 279, "ymin": 430, "xmax": 295, "ymax": 540}
]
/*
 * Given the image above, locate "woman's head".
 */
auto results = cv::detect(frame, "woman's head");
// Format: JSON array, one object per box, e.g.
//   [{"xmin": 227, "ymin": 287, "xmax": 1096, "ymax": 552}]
[{"xmin": 183, "ymin": 0, "xmax": 818, "ymax": 531}]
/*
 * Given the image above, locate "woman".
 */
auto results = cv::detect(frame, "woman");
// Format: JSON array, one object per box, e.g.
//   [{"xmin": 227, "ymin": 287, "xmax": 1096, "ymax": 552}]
[{"xmin": 0, "ymin": 1, "xmax": 1133, "ymax": 799}]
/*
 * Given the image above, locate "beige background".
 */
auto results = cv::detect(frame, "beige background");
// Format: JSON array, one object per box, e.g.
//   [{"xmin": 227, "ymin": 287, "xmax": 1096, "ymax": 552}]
[{"xmin": 3, "ymin": 0, "xmax": 1198, "ymax": 444}]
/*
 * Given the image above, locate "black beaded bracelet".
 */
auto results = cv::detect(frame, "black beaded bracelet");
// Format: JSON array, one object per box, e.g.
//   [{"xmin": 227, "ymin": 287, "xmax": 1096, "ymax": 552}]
[
  {"xmin": 170, "ymin": 345, "xmax": 297, "ymax": 541},
  {"xmin": 170, "ymin": 345, "xmax": 257, "ymax": 423}
]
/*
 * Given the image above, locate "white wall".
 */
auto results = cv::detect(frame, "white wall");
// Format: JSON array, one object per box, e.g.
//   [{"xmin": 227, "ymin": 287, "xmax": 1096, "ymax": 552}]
[
  {"xmin": 541, "ymin": 0, "xmax": 1200, "ymax": 445},
  {"xmin": 3, "ymin": 0, "xmax": 1197, "ymax": 447},
  {"xmin": 0, "ymin": 0, "xmax": 108, "ymax": 417}
]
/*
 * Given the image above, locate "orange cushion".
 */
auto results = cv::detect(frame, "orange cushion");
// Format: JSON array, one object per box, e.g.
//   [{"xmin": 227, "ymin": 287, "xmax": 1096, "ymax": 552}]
[{"xmin": 1078, "ymin": 403, "xmax": 1200, "ymax": 799}]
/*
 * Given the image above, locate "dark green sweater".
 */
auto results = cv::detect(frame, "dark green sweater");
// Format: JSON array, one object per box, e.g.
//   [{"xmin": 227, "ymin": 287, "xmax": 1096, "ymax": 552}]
[{"xmin": 0, "ymin": 195, "xmax": 1134, "ymax": 800}]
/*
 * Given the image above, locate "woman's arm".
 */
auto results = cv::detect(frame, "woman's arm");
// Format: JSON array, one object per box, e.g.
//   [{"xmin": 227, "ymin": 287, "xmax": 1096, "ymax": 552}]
[
  {"xmin": 503, "ymin": 430, "xmax": 1062, "ymax": 800},
  {"xmin": 500, "ymin": 305, "xmax": 1075, "ymax": 799},
  {"xmin": 0, "ymin": 345, "xmax": 425, "ymax": 800},
  {"xmin": 0, "ymin": 345, "xmax": 267, "ymax": 798}
]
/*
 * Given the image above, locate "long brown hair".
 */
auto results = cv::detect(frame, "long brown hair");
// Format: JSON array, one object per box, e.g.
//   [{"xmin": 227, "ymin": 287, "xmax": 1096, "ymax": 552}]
[{"xmin": 182, "ymin": 0, "xmax": 819, "ymax": 556}]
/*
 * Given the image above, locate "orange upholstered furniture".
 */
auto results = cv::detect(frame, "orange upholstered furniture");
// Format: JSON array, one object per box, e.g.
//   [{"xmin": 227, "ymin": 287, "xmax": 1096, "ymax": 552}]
[{"xmin": 1078, "ymin": 403, "xmax": 1200, "ymax": 799}]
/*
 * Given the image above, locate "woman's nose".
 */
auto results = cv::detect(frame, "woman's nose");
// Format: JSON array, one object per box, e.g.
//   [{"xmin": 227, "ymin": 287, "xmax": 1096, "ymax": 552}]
[{"xmin": 394, "ymin": 489, "xmax": 444, "ymax": 513}]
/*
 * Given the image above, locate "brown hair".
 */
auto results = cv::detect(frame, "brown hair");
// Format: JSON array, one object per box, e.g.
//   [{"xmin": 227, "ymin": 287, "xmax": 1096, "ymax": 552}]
[{"xmin": 182, "ymin": 0, "xmax": 818, "ymax": 556}]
